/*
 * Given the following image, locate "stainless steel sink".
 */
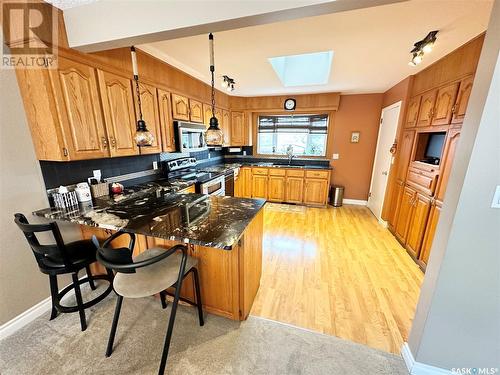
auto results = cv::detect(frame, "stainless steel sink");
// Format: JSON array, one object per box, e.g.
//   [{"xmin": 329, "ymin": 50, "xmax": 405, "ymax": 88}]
[{"xmin": 271, "ymin": 163, "xmax": 304, "ymax": 168}]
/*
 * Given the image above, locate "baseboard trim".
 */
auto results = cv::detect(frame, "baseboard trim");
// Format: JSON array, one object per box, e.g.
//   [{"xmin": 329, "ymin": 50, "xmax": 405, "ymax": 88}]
[
  {"xmin": 0, "ymin": 296, "xmax": 52, "ymax": 340},
  {"xmin": 342, "ymin": 199, "xmax": 368, "ymax": 205},
  {"xmin": 401, "ymin": 343, "xmax": 453, "ymax": 375}
]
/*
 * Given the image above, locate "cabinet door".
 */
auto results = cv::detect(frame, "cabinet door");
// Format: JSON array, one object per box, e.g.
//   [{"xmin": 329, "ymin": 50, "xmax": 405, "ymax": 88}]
[
  {"xmin": 252, "ymin": 174, "xmax": 268, "ymax": 199},
  {"xmin": 171, "ymin": 93, "xmax": 190, "ymax": 121},
  {"xmin": 268, "ymin": 176, "xmax": 286, "ymax": 202},
  {"xmin": 419, "ymin": 201, "xmax": 442, "ymax": 264},
  {"xmin": 435, "ymin": 128, "xmax": 460, "ymax": 202},
  {"xmin": 157, "ymin": 89, "xmax": 176, "ymax": 152},
  {"xmin": 416, "ymin": 89, "xmax": 437, "ymax": 127},
  {"xmin": 405, "ymin": 96, "xmax": 421, "ymax": 128},
  {"xmin": 303, "ymin": 178, "xmax": 329, "ymax": 206},
  {"xmin": 52, "ymin": 58, "xmax": 109, "ymax": 160},
  {"xmin": 388, "ymin": 179, "xmax": 404, "ymax": 228},
  {"xmin": 241, "ymin": 167, "xmax": 253, "ymax": 198},
  {"xmin": 394, "ymin": 186, "xmax": 415, "ymax": 243},
  {"xmin": 396, "ymin": 130, "xmax": 415, "ymax": 181},
  {"xmin": 406, "ymin": 193, "xmax": 432, "ymax": 258},
  {"xmin": 97, "ymin": 70, "xmax": 138, "ymax": 157},
  {"xmin": 451, "ymin": 76, "xmax": 474, "ymax": 124},
  {"xmin": 431, "ymin": 82, "xmax": 459, "ymax": 126},
  {"xmin": 230, "ymin": 111, "xmax": 246, "ymax": 146},
  {"xmin": 203, "ymin": 103, "xmax": 212, "ymax": 129},
  {"xmin": 134, "ymin": 82, "xmax": 162, "ymax": 154},
  {"xmin": 189, "ymin": 99, "xmax": 204, "ymax": 123},
  {"xmin": 286, "ymin": 176, "xmax": 304, "ymax": 203},
  {"xmin": 222, "ymin": 110, "xmax": 231, "ymax": 146}
]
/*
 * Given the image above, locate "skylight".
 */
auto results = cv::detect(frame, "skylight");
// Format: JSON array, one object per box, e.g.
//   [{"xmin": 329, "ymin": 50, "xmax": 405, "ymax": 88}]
[{"xmin": 268, "ymin": 51, "xmax": 333, "ymax": 87}]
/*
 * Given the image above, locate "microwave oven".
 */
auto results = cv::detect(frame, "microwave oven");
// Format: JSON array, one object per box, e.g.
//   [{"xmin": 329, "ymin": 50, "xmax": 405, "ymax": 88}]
[{"xmin": 174, "ymin": 121, "xmax": 207, "ymax": 153}]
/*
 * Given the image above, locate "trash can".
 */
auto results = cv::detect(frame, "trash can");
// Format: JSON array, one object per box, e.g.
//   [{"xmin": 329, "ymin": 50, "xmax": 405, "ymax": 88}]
[{"xmin": 329, "ymin": 185, "xmax": 344, "ymax": 207}]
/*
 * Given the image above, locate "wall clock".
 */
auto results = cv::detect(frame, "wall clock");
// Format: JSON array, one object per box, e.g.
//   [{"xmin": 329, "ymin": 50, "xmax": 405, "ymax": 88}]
[{"xmin": 284, "ymin": 98, "xmax": 296, "ymax": 111}]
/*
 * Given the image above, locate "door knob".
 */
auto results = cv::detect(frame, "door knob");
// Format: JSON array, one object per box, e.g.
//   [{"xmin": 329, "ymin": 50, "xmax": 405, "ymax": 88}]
[{"xmin": 382, "ymin": 171, "xmax": 388, "ymax": 176}]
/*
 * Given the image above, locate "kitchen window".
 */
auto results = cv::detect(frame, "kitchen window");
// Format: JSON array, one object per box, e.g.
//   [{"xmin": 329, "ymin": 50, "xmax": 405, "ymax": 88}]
[{"xmin": 257, "ymin": 114, "xmax": 329, "ymax": 156}]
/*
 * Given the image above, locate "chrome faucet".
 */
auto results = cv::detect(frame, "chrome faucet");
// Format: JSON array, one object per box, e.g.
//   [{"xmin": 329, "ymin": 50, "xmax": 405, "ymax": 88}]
[{"xmin": 286, "ymin": 145, "xmax": 295, "ymax": 165}]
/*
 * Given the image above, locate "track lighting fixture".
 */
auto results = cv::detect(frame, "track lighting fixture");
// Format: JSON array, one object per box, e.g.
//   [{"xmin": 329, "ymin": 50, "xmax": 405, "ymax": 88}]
[
  {"xmin": 221, "ymin": 75, "xmax": 235, "ymax": 92},
  {"xmin": 408, "ymin": 30, "xmax": 438, "ymax": 67}
]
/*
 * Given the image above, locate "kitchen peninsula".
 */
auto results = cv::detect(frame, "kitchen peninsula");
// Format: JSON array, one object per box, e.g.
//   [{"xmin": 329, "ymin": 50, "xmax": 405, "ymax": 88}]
[{"xmin": 34, "ymin": 185, "xmax": 265, "ymax": 321}]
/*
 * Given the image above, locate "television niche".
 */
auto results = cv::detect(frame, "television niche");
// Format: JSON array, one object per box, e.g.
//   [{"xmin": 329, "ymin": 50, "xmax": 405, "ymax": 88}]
[{"xmin": 414, "ymin": 132, "xmax": 446, "ymax": 166}]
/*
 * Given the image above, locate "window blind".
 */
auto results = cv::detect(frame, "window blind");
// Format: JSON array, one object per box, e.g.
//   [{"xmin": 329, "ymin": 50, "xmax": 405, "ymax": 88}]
[{"xmin": 258, "ymin": 114, "xmax": 329, "ymax": 134}]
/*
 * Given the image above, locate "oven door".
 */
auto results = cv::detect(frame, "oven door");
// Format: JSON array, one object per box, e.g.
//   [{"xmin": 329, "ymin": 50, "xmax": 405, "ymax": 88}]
[{"xmin": 201, "ymin": 176, "xmax": 225, "ymax": 196}]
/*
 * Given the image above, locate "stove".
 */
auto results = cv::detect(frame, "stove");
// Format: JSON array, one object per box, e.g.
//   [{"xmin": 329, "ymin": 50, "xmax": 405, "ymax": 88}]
[{"xmin": 164, "ymin": 158, "xmax": 226, "ymax": 196}]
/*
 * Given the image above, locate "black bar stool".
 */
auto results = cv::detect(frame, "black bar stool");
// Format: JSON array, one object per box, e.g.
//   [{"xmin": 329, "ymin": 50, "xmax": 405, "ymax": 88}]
[
  {"xmin": 14, "ymin": 213, "xmax": 113, "ymax": 331},
  {"xmin": 92, "ymin": 231, "xmax": 204, "ymax": 375}
]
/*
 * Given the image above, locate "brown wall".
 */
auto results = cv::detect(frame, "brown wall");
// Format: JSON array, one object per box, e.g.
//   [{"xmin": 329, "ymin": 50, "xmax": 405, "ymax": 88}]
[{"xmin": 329, "ymin": 94, "xmax": 384, "ymax": 201}]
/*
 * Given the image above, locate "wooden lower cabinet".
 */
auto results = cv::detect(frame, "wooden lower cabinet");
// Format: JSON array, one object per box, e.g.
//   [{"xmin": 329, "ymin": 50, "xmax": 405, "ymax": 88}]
[
  {"xmin": 303, "ymin": 178, "xmax": 329, "ymax": 206},
  {"xmin": 405, "ymin": 193, "xmax": 432, "ymax": 258},
  {"xmin": 394, "ymin": 186, "xmax": 416, "ymax": 243},
  {"xmin": 419, "ymin": 201, "xmax": 442, "ymax": 264},
  {"xmin": 387, "ymin": 179, "xmax": 404, "ymax": 229},
  {"xmin": 286, "ymin": 176, "xmax": 304, "ymax": 203},
  {"xmin": 252, "ymin": 174, "xmax": 268, "ymax": 199},
  {"xmin": 268, "ymin": 175, "xmax": 286, "ymax": 202},
  {"xmin": 235, "ymin": 167, "xmax": 252, "ymax": 198}
]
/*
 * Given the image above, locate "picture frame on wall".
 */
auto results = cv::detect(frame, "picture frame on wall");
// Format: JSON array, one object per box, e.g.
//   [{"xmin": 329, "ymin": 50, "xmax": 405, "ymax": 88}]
[{"xmin": 351, "ymin": 131, "xmax": 360, "ymax": 143}]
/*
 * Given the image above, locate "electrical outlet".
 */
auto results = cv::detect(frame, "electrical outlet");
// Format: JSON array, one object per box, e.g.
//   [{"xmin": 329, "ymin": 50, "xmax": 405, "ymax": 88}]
[
  {"xmin": 332, "ymin": 153, "xmax": 339, "ymax": 160},
  {"xmin": 152, "ymin": 161, "xmax": 158, "ymax": 170}
]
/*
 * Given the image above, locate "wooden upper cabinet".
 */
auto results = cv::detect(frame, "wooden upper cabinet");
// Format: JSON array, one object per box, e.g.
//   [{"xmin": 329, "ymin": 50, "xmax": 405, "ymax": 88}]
[
  {"xmin": 416, "ymin": 89, "xmax": 437, "ymax": 127},
  {"xmin": 203, "ymin": 103, "xmax": 212, "ymax": 129},
  {"xmin": 231, "ymin": 111, "xmax": 246, "ymax": 146},
  {"xmin": 405, "ymin": 192, "xmax": 432, "ymax": 258},
  {"xmin": 222, "ymin": 110, "xmax": 231, "ymax": 146},
  {"xmin": 171, "ymin": 93, "xmax": 190, "ymax": 121},
  {"xmin": 134, "ymin": 82, "xmax": 162, "ymax": 154},
  {"xmin": 431, "ymin": 82, "xmax": 459, "ymax": 126},
  {"xmin": 396, "ymin": 130, "xmax": 415, "ymax": 181},
  {"xmin": 405, "ymin": 96, "xmax": 421, "ymax": 128},
  {"xmin": 157, "ymin": 89, "xmax": 176, "ymax": 152},
  {"xmin": 435, "ymin": 128, "xmax": 461, "ymax": 202},
  {"xmin": 419, "ymin": 201, "xmax": 442, "ymax": 264},
  {"xmin": 451, "ymin": 76, "xmax": 474, "ymax": 124},
  {"xmin": 189, "ymin": 99, "xmax": 204, "ymax": 123},
  {"xmin": 52, "ymin": 57, "xmax": 109, "ymax": 160},
  {"xmin": 97, "ymin": 70, "xmax": 138, "ymax": 157}
]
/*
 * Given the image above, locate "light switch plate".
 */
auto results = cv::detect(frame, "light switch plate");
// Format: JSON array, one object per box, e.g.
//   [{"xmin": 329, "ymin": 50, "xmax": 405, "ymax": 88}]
[
  {"xmin": 332, "ymin": 153, "xmax": 339, "ymax": 160},
  {"xmin": 491, "ymin": 186, "xmax": 500, "ymax": 208},
  {"xmin": 152, "ymin": 161, "xmax": 158, "ymax": 170}
]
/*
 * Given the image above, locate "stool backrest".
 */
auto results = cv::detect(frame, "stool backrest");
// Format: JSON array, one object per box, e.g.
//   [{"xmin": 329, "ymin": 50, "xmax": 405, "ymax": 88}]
[
  {"xmin": 14, "ymin": 213, "xmax": 72, "ymax": 269},
  {"xmin": 91, "ymin": 232, "xmax": 136, "ymax": 274}
]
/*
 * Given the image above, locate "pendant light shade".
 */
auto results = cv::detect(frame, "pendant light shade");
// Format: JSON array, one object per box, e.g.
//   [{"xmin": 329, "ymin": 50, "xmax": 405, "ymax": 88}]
[
  {"xmin": 131, "ymin": 46, "xmax": 154, "ymax": 147},
  {"xmin": 205, "ymin": 33, "xmax": 224, "ymax": 147}
]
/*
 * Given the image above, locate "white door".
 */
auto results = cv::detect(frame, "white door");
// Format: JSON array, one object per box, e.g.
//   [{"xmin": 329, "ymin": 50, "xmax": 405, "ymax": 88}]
[{"xmin": 367, "ymin": 102, "xmax": 401, "ymax": 222}]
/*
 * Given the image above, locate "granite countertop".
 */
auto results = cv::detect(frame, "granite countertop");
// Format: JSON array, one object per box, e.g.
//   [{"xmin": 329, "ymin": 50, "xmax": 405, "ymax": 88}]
[
  {"xmin": 34, "ymin": 186, "xmax": 265, "ymax": 250},
  {"xmin": 201, "ymin": 161, "xmax": 331, "ymax": 171}
]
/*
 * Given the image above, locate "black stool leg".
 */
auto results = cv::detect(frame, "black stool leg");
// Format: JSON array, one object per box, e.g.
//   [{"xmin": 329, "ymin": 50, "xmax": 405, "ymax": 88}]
[
  {"xmin": 71, "ymin": 273, "xmax": 87, "ymax": 331},
  {"xmin": 192, "ymin": 268, "xmax": 204, "ymax": 326},
  {"xmin": 48, "ymin": 275, "xmax": 59, "ymax": 320},
  {"xmin": 158, "ymin": 277, "xmax": 184, "ymax": 375},
  {"xmin": 160, "ymin": 291, "xmax": 167, "ymax": 309},
  {"xmin": 85, "ymin": 265, "xmax": 96, "ymax": 290},
  {"xmin": 106, "ymin": 295, "xmax": 123, "ymax": 357}
]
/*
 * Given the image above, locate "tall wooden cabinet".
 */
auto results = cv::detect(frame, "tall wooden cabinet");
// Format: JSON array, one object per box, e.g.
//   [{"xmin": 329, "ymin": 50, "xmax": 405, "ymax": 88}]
[
  {"xmin": 134, "ymin": 82, "xmax": 163, "ymax": 154},
  {"xmin": 157, "ymin": 89, "xmax": 176, "ymax": 152}
]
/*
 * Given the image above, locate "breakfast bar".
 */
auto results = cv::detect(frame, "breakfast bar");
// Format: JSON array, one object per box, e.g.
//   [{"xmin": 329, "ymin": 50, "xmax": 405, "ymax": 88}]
[{"xmin": 33, "ymin": 186, "xmax": 265, "ymax": 320}]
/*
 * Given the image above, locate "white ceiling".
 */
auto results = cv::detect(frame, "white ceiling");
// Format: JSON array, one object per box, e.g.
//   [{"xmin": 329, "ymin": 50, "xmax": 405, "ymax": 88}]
[{"xmin": 139, "ymin": 0, "xmax": 493, "ymax": 96}]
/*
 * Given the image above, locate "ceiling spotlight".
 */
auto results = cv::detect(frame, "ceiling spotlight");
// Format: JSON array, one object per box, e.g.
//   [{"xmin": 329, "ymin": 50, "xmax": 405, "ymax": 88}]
[
  {"xmin": 222, "ymin": 75, "xmax": 235, "ymax": 91},
  {"xmin": 409, "ymin": 30, "xmax": 438, "ymax": 67}
]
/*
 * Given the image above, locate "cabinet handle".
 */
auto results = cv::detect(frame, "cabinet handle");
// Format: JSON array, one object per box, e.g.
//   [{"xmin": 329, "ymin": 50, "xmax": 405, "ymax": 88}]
[
  {"xmin": 101, "ymin": 137, "xmax": 108, "ymax": 149},
  {"xmin": 451, "ymin": 104, "xmax": 456, "ymax": 114},
  {"xmin": 428, "ymin": 108, "xmax": 434, "ymax": 119},
  {"xmin": 109, "ymin": 136, "xmax": 117, "ymax": 148},
  {"xmin": 62, "ymin": 147, "xmax": 68, "ymax": 157}
]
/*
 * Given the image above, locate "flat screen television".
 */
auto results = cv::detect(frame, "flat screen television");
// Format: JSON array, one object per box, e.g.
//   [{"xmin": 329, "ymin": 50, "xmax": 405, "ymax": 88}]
[{"xmin": 421, "ymin": 132, "xmax": 445, "ymax": 165}]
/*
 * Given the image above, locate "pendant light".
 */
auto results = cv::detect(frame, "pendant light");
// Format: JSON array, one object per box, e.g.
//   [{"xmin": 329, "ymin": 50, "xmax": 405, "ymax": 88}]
[
  {"xmin": 130, "ymin": 46, "xmax": 154, "ymax": 147},
  {"xmin": 205, "ymin": 33, "xmax": 224, "ymax": 146}
]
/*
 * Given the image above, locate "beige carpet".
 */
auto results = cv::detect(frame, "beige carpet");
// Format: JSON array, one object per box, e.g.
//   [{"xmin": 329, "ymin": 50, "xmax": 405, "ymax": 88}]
[{"xmin": 0, "ymin": 284, "xmax": 409, "ymax": 374}]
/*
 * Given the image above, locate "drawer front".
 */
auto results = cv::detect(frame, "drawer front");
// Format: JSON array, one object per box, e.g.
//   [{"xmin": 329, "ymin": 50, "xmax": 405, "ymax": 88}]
[
  {"xmin": 268, "ymin": 168, "xmax": 286, "ymax": 176},
  {"xmin": 252, "ymin": 167, "xmax": 269, "ymax": 176},
  {"xmin": 407, "ymin": 167, "xmax": 437, "ymax": 195},
  {"xmin": 305, "ymin": 170, "xmax": 329, "ymax": 179},
  {"xmin": 286, "ymin": 169, "xmax": 305, "ymax": 177}
]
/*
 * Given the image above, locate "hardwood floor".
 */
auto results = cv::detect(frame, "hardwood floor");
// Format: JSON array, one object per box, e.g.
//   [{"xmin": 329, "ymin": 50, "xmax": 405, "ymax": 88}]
[{"xmin": 250, "ymin": 203, "xmax": 423, "ymax": 354}]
